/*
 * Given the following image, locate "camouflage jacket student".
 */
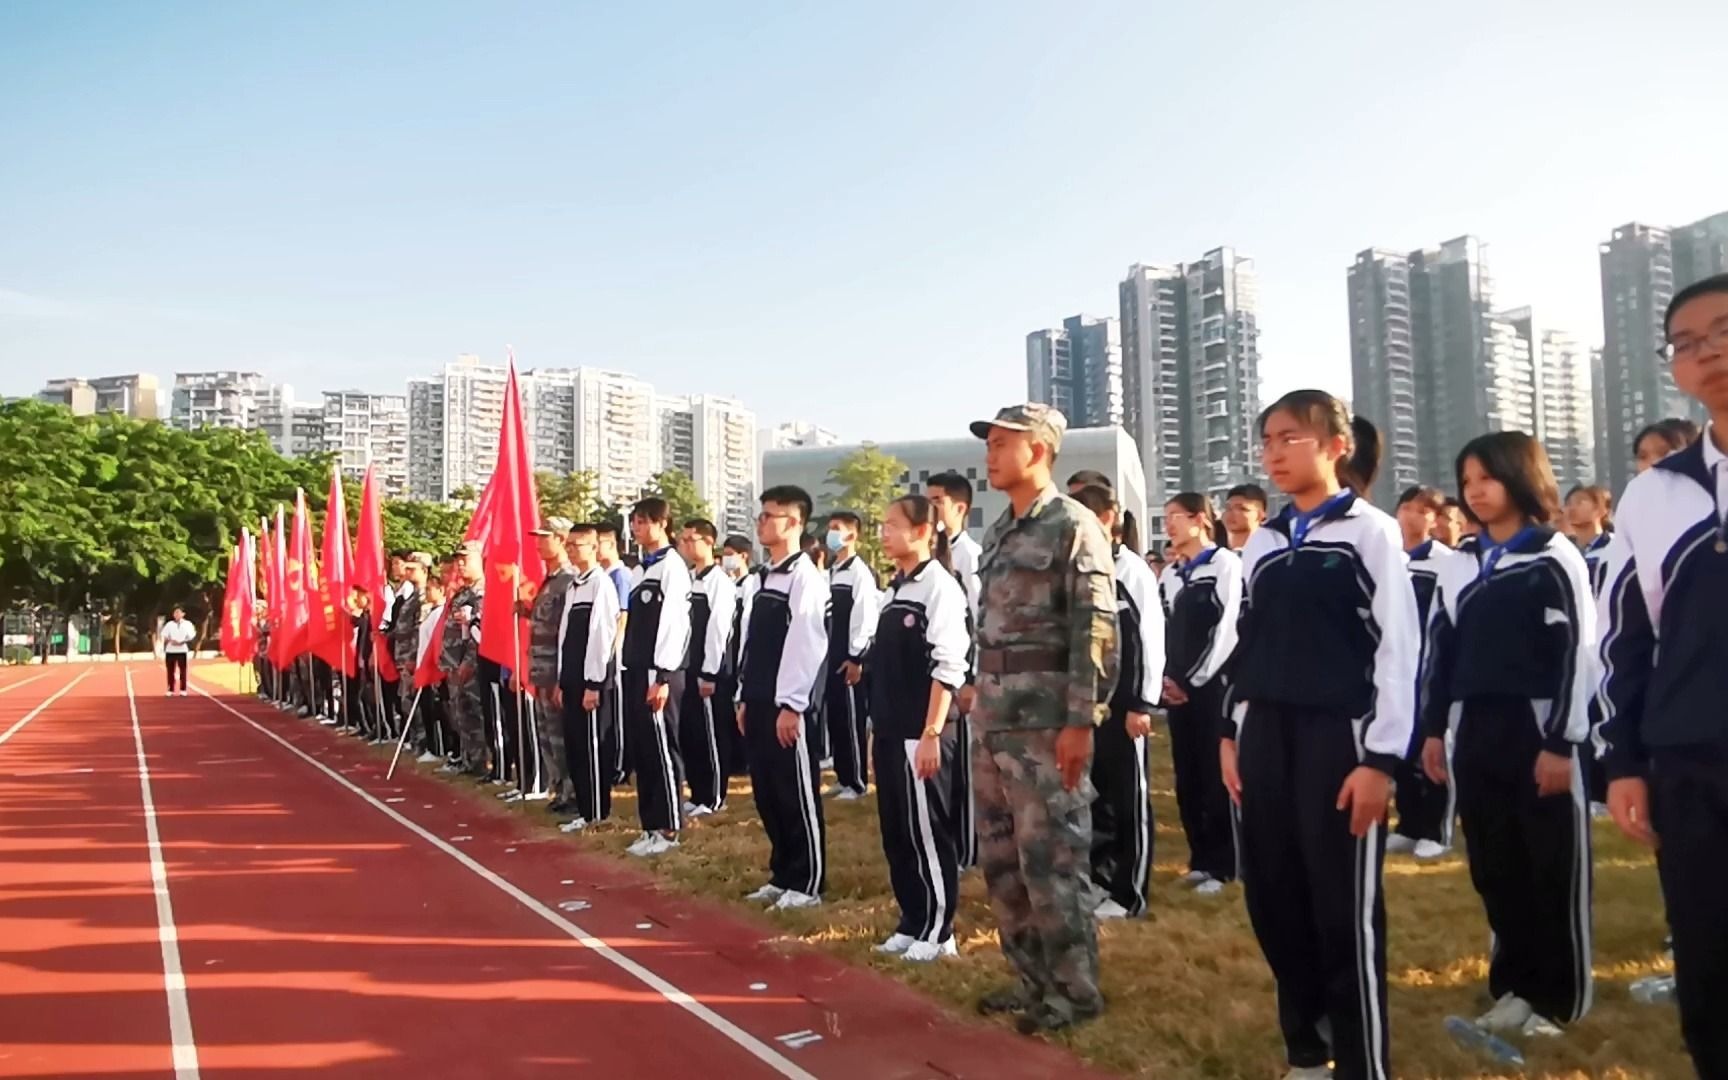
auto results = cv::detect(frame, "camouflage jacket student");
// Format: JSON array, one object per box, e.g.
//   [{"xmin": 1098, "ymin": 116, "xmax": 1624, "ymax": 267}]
[{"xmin": 976, "ymin": 485, "xmax": 1119, "ymax": 729}]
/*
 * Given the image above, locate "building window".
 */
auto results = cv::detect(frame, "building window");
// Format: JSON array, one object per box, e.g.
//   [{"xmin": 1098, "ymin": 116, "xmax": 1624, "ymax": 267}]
[
  {"xmin": 918, "ymin": 469, "xmax": 929, "ymax": 481},
  {"xmin": 966, "ymin": 467, "xmax": 977, "ymax": 479},
  {"xmin": 969, "ymin": 508, "xmax": 984, "ymax": 528},
  {"xmin": 909, "ymin": 482, "xmax": 921, "ymax": 495}
]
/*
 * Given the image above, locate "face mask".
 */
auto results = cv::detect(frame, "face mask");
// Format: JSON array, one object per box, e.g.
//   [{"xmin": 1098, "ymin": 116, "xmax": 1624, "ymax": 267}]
[
  {"xmin": 722, "ymin": 554, "xmax": 745, "ymax": 573},
  {"xmin": 825, "ymin": 530, "xmax": 846, "ymax": 553}
]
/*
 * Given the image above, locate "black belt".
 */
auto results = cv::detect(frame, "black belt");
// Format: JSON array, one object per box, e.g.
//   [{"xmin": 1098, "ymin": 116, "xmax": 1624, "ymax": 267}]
[{"xmin": 977, "ymin": 647, "xmax": 1068, "ymax": 675}]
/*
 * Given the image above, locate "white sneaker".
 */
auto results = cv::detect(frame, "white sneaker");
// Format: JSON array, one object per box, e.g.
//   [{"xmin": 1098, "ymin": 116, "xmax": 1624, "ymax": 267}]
[
  {"xmin": 681, "ymin": 800, "xmax": 700, "ymax": 817},
  {"xmin": 1475, "ymin": 993, "xmax": 1534, "ymax": 1033},
  {"xmin": 320, "ymin": 717, "xmax": 339, "ymax": 726},
  {"xmin": 1590, "ymin": 801, "xmax": 1611, "ymax": 820},
  {"xmin": 1194, "ymin": 878, "xmax": 1225, "ymax": 897},
  {"xmin": 1181, "ymin": 870, "xmax": 1211, "ymax": 886},
  {"xmin": 772, "ymin": 889, "xmax": 821, "ymax": 911},
  {"xmin": 1282, "ymin": 1067, "xmax": 1332, "ymax": 1080},
  {"xmin": 901, "ymin": 938, "xmax": 958, "ymax": 963},
  {"xmin": 835, "ymin": 788, "xmax": 865, "ymax": 801},
  {"xmin": 1521, "ymin": 1013, "xmax": 1563, "ymax": 1038},
  {"xmin": 632, "ymin": 833, "xmax": 679, "ymax": 857},
  {"xmin": 558, "ymin": 818, "xmax": 588, "ymax": 833},
  {"xmin": 625, "ymin": 832, "xmax": 657, "ymax": 856},
  {"xmin": 166, "ymin": 691, "xmax": 174, "ymax": 697},
  {"xmin": 687, "ymin": 804, "xmax": 714, "ymax": 818},
  {"xmin": 873, "ymin": 932, "xmax": 916, "ymax": 955},
  {"xmin": 1413, "ymin": 840, "xmax": 1449, "ymax": 860},
  {"xmin": 1385, "ymin": 834, "xmax": 1417, "ymax": 855},
  {"xmin": 179, "ymin": 690, "xmax": 190, "ymax": 697},
  {"xmin": 744, "ymin": 884, "xmax": 785, "ymax": 904},
  {"xmin": 1094, "ymin": 898, "xmax": 1130, "ymax": 920},
  {"xmin": 415, "ymin": 751, "xmax": 439, "ymax": 764},
  {"xmin": 499, "ymin": 791, "xmax": 524, "ymax": 803}
]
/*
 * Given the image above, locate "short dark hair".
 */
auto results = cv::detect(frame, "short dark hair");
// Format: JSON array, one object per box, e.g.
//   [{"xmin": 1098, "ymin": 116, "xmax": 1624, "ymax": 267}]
[
  {"xmin": 1066, "ymin": 469, "xmax": 1112, "ymax": 491},
  {"xmin": 1455, "ymin": 431, "xmax": 1560, "ymax": 526},
  {"xmin": 1396, "ymin": 485, "xmax": 1445, "ymax": 513},
  {"xmin": 389, "ymin": 548, "xmax": 411, "ymax": 560},
  {"xmin": 722, "ymin": 534, "xmax": 753, "ymax": 557},
  {"xmin": 761, "ymin": 484, "xmax": 813, "ymax": 526},
  {"xmin": 594, "ymin": 519, "xmax": 621, "ymax": 540},
  {"xmin": 682, "ymin": 518, "xmax": 718, "ymax": 543},
  {"xmin": 800, "ymin": 530, "xmax": 827, "ymax": 568},
  {"xmin": 926, "ymin": 471, "xmax": 973, "ymax": 507},
  {"xmin": 1226, "ymin": 483, "xmax": 1269, "ymax": 509},
  {"xmin": 631, "ymin": 497, "xmax": 672, "ymax": 526},
  {"xmin": 1665, "ymin": 271, "xmax": 1728, "ymax": 336},
  {"xmin": 567, "ymin": 521, "xmax": 599, "ymax": 537},
  {"xmin": 827, "ymin": 510, "xmax": 862, "ymax": 531},
  {"xmin": 1441, "ymin": 496, "xmax": 1463, "ymax": 511},
  {"xmin": 1634, "ymin": 418, "xmax": 1700, "ymax": 459},
  {"xmin": 1070, "ymin": 484, "xmax": 1117, "ymax": 518}
]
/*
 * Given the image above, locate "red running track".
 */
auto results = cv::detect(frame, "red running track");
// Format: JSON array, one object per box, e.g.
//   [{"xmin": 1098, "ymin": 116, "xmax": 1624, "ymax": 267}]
[{"xmin": 0, "ymin": 665, "xmax": 1110, "ymax": 1079}]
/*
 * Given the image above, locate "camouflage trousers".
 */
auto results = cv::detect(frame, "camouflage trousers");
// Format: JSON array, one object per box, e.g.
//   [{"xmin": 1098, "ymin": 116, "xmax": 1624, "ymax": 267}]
[
  {"xmin": 534, "ymin": 686, "xmax": 570, "ymax": 799},
  {"xmin": 449, "ymin": 672, "xmax": 487, "ymax": 770},
  {"xmin": 972, "ymin": 724, "xmax": 1102, "ymax": 1020}
]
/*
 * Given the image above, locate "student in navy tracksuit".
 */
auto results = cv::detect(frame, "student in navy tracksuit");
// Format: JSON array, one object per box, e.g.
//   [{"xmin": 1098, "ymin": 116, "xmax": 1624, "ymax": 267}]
[
  {"xmin": 868, "ymin": 495, "xmax": 971, "ymax": 962},
  {"xmin": 1223, "ymin": 390, "xmax": 1417, "ymax": 1080},
  {"xmin": 926, "ymin": 472, "xmax": 982, "ymax": 869},
  {"xmin": 1071, "ymin": 484, "xmax": 1164, "ymax": 919},
  {"xmin": 556, "ymin": 523, "xmax": 621, "ymax": 829},
  {"xmin": 678, "ymin": 518, "xmax": 736, "ymax": 817},
  {"xmin": 824, "ymin": 511, "xmax": 882, "ymax": 798},
  {"xmin": 738, "ymin": 485, "xmax": 831, "ymax": 911},
  {"xmin": 1421, "ymin": 433, "xmax": 1597, "ymax": 1040},
  {"xmin": 1158, "ymin": 491, "xmax": 1241, "ymax": 894},
  {"xmin": 1564, "ymin": 483, "xmax": 1614, "ymax": 813},
  {"xmin": 1598, "ymin": 274, "xmax": 1728, "ymax": 1080},
  {"xmin": 719, "ymin": 534, "xmax": 756, "ymax": 778},
  {"xmin": 621, "ymin": 498, "xmax": 693, "ymax": 858},
  {"xmin": 1389, "ymin": 485, "xmax": 1464, "ymax": 859}
]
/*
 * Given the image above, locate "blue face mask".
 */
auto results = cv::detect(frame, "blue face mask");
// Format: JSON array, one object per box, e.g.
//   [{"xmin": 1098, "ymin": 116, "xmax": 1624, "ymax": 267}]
[{"xmin": 825, "ymin": 529, "xmax": 847, "ymax": 553}]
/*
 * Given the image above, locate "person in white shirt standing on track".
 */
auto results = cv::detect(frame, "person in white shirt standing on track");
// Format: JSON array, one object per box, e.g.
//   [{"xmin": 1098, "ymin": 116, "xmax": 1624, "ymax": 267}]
[{"xmin": 159, "ymin": 606, "xmax": 196, "ymax": 697}]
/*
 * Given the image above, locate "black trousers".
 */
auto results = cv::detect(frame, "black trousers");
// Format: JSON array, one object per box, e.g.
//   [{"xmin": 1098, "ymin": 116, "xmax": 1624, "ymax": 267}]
[
  {"xmin": 346, "ymin": 667, "xmax": 374, "ymax": 734},
  {"xmin": 1454, "ymin": 697, "xmax": 1592, "ymax": 1024},
  {"xmin": 624, "ymin": 668, "xmax": 684, "ymax": 833},
  {"xmin": 1393, "ymin": 732, "xmax": 1453, "ymax": 846},
  {"xmin": 718, "ymin": 676, "xmax": 747, "ymax": 777},
  {"xmin": 875, "ymin": 728, "xmax": 958, "ymax": 944},
  {"xmin": 825, "ymin": 671, "xmax": 870, "ymax": 794},
  {"xmin": 1650, "ymin": 749, "xmax": 1728, "ymax": 1080},
  {"xmin": 485, "ymin": 678, "xmax": 514, "ymax": 782},
  {"xmin": 1090, "ymin": 709, "xmax": 1153, "ymax": 914},
  {"xmin": 744, "ymin": 699, "xmax": 826, "ymax": 896},
  {"xmin": 1239, "ymin": 703, "xmax": 1389, "ymax": 1080},
  {"xmin": 951, "ymin": 710, "xmax": 977, "ymax": 867},
  {"xmin": 601, "ymin": 667, "xmax": 628, "ymax": 785},
  {"xmin": 164, "ymin": 653, "xmax": 188, "ymax": 692},
  {"xmin": 678, "ymin": 676, "xmax": 728, "ymax": 811},
  {"xmin": 561, "ymin": 685, "xmax": 612, "ymax": 824},
  {"xmin": 1167, "ymin": 681, "xmax": 1238, "ymax": 881},
  {"xmin": 311, "ymin": 659, "xmax": 334, "ymax": 717}
]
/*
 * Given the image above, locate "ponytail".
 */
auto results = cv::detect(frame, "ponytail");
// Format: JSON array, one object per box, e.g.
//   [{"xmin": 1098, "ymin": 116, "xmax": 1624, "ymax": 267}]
[
  {"xmin": 1342, "ymin": 415, "xmax": 1381, "ymax": 497},
  {"xmin": 1119, "ymin": 509, "xmax": 1141, "ymax": 556},
  {"xmin": 890, "ymin": 494, "xmax": 953, "ymax": 574}
]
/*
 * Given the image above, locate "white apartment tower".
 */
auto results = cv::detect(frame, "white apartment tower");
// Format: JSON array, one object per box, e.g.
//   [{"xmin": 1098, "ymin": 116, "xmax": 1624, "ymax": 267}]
[{"xmin": 323, "ymin": 390, "xmax": 410, "ymax": 498}]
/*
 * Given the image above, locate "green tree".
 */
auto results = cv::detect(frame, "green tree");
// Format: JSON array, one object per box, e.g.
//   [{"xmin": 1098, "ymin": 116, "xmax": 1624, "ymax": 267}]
[
  {"xmin": 536, "ymin": 469, "xmax": 602, "ymax": 523},
  {"xmin": 640, "ymin": 470, "xmax": 713, "ymax": 529},
  {"xmin": 381, "ymin": 498, "xmax": 470, "ymax": 559},
  {"xmin": 823, "ymin": 444, "xmax": 906, "ymax": 576}
]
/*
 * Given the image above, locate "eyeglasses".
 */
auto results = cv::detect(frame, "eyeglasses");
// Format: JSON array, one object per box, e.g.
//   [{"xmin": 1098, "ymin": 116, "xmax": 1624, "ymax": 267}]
[
  {"xmin": 1259, "ymin": 433, "xmax": 1318, "ymax": 455},
  {"xmin": 756, "ymin": 511, "xmax": 795, "ymax": 524},
  {"xmin": 1661, "ymin": 320, "xmax": 1728, "ymax": 364}
]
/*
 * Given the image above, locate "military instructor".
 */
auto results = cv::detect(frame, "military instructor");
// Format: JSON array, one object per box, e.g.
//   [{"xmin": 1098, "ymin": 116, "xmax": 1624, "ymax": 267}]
[{"xmin": 968, "ymin": 402, "xmax": 1119, "ymax": 1035}]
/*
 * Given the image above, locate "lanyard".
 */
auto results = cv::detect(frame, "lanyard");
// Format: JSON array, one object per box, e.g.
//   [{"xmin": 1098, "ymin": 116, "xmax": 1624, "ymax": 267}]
[
  {"xmin": 1477, "ymin": 526, "xmax": 1538, "ymax": 581},
  {"xmin": 1179, "ymin": 545, "xmax": 1218, "ymax": 584},
  {"xmin": 1290, "ymin": 490, "xmax": 1353, "ymax": 549}
]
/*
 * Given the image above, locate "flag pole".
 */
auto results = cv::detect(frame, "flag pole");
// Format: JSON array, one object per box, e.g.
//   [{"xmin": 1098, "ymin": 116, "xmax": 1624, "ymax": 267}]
[{"xmin": 387, "ymin": 687, "xmax": 425, "ymax": 780}]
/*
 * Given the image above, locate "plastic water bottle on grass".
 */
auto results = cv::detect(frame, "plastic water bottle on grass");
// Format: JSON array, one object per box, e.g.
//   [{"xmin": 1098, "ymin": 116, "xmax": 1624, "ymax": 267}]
[
  {"xmin": 1629, "ymin": 975, "xmax": 1676, "ymax": 1006},
  {"xmin": 1443, "ymin": 1016, "xmax": 1526, "ymax": 1066}
]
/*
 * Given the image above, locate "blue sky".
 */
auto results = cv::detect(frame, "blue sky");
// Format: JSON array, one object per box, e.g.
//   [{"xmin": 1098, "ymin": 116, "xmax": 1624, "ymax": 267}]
[{"xmin": 3, "ymin": 1, "xmax": 1724, "ymax": 441}]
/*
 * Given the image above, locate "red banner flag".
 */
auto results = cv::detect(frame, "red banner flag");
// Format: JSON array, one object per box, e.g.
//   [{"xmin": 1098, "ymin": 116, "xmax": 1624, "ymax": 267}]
[
  {"xmin": 221, "ymin": 531, "xmax": 258, "ymax": 663},
  {"xmin": 276, "ymin": 488, "xmax": 315, "ymax": 665},
  {"xmin": 267, "ymin": 508, "xmax": 291, "ymax": 669},
  {"xmin": 351, "ymin": 464, "xmax": 397, "ymax": 682},
  {"xmin": 414, "ymin": 605, "xmax": 448, "ymax": 689},
  {"xmin": 475, "ymin": 361, "xmax": 544, "ymax": 671},
  {"xmin": 311, "ymin": 466, "xmax": 357, "ymax": 676}
]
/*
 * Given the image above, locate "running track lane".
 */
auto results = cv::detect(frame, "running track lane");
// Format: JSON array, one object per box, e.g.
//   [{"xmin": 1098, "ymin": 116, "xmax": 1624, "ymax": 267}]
[
  {"xmin": 0, "ymin": 667, "xmax": 177, "ymax": 1077},
  {"xmin": 6, "ymin": 666, "xmax": 1108, "ymax": 1078}
]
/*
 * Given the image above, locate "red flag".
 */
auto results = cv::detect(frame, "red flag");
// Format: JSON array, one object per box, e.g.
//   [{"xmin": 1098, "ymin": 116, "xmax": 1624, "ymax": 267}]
[
  {"xmin": 221, "ymin": 531, "xmax": 258, "ymax": 663},
  {"xmin": 475, "ymin": 362, "xmax": 544, "ymax": 670},
  {"xmin": 267, "ymin": 508, "xmax": 291, "ymax": 669},
  {"xmin": 414, "ymin": 605, "xmax": 448, "ymax": 689},
  {"xmin": 277, "ymin": 488, "xmax": 314, "ymax": 664},
  {"xmin": 352, "ymin": 465, "xmax": 398, "ymax": 682},
  {"xmin": 311, "ymin": 466, "xmax": 357, "ymax": 676}
]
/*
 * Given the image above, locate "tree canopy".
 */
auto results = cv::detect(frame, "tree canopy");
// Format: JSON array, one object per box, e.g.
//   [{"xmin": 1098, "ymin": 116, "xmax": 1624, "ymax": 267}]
[
  {"xmin": 822, "ymin": 444, "xmax": 906, "ymax": 575},
  {"xmin": 536, "ymin": 469, "xmax": 603, "ymax": 524},
  {"xmin": 640, "ymin": 469, "xmax": 713, "ymax": 528}
]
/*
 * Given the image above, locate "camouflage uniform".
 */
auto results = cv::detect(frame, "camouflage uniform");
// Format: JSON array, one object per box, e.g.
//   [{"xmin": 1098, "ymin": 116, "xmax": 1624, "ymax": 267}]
[
  {"xmin": 526, "ymin": 564, "xmax": 576, "ymax": 800},
  {"xmin": 442, "ymin": 582, "xmax": 486, "ymax": 771},
  {"xmin": 389, "ymin": 583, "xmax": 422, "ymax": 742},
  {"xmin": 970, "ymin": 404, "xmax": 1119, "ymax": 1028}
]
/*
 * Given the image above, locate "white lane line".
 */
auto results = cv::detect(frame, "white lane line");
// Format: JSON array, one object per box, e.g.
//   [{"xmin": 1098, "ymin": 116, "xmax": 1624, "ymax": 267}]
[
  {"xmin": 194, "ymin": 686, "xmax": 817, "ymax": 1080},
  {"xmin": 0, "ymin": 670, "xmax": 52, "ymax": 696},
  {"xmin": 127, "ymin": 669, "xmax": 202, "ymax": 1079},
  {"xmin": 0, "ymin": 669, "xmax": 92, "ymax": 748}
]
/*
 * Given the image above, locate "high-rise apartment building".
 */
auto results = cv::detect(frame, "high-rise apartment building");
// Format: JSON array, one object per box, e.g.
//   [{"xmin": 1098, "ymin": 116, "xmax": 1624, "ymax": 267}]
[
  {"xmin": 1025, "ymin": 314, "xmax": 1123, "ymax": 429},
  {"xmin": 1597, "ymin": 210, "xmax": 1726, "ymax": 493},
  {"xmin": 37, "ymin": 373, "xmax": 160, "ymax": 419},
  {"xmin": 1116, "ymin": 248, "xmax": 1262, "ymax": 508},
  {"xmin": 1347, "ymin": 250, "xmax": 1420, "ymax": 505},
  {"xmin": 406, "ymin": 375, "xmax": 446, "ymax": 501},
  {"xmin": 323, "ymin": 391, "xmax": 409, "ymax": 498},
  {"xmin": 685, "ymin": 394, "xmax": 757, "ymax": 536},
  {"xmin": 1499, "ymin": 309, "xmax": 1593, "ymax": 489},
  {"xmin": 571, "ymin": 368, "xmax": 657, "ymax": 511},
  {"xmin": 170, "ymin": 371, "xmax": 264, "ymax": 431}
]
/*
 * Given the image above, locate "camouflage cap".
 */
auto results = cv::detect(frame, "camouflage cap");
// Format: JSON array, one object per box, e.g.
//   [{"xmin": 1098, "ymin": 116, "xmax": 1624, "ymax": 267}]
[
  {"xmin": 969, "ymin": 402, "xmax": 1067, "ymax": 453},
  {"xmin": 530, "ymin": 516, "xmax": 573, "ymax": 537},
  {"xmin": 455, "ymin": 539, "xmax": 484, "ymax": 560}
]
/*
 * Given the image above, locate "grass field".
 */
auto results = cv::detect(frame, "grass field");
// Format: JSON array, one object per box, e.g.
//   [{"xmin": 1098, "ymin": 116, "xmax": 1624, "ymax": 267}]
[{"xmin": 198, "ymin": 663, "xmax": 1688, "ymax": 1079}]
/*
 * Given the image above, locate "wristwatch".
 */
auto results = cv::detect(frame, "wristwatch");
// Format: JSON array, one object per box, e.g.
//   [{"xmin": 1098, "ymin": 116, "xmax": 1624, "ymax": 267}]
[{"xmin": 920, "ymin": 725, "xmax": 943, "ymax": 740}]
